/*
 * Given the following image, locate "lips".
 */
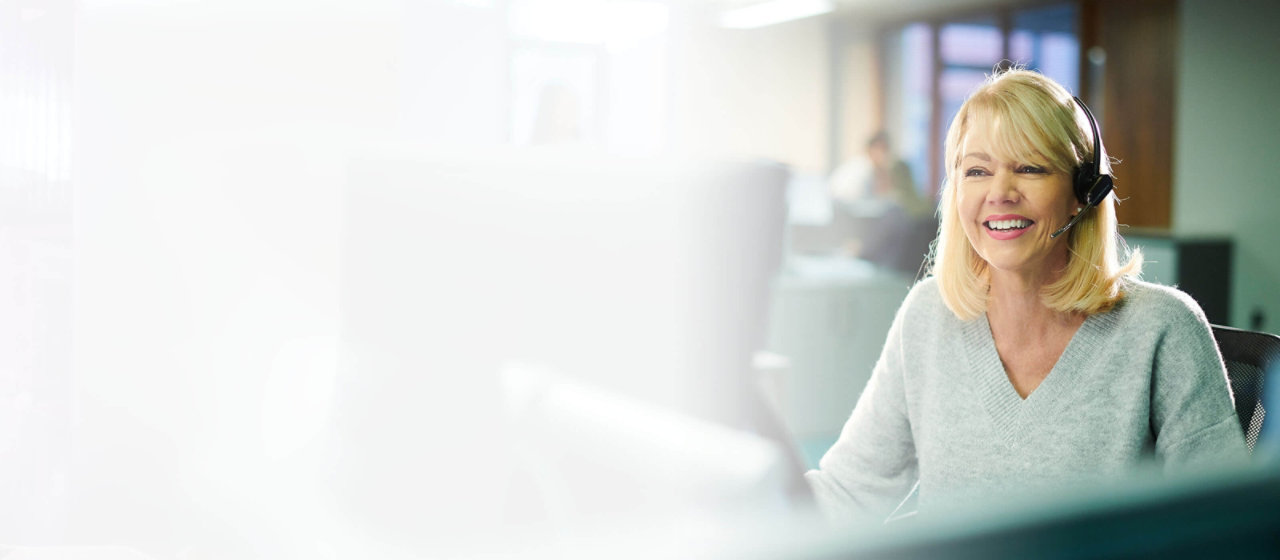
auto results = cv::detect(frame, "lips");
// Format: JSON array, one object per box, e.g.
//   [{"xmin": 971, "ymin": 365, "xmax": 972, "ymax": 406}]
[
  {"xmin": 986, "ymin": 218, "xmax": 1032, "ymax": 231},
  {"xmin": 983, "ymin": 214, "xmax": 1034, "ymax": 240}
]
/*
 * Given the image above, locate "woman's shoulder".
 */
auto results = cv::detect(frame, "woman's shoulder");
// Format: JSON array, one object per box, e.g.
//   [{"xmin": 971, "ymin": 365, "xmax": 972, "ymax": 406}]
[
  {"xmin": 1115, "ymin": 277, "xmax": 1212, "ymax": 328},
  {"xmin": 904, "ymin": 275, "xmax": 940, "ymax": 301},
  {"xmin": 900, "ymin": 276, "xmax": 952, "ymax": 320}
]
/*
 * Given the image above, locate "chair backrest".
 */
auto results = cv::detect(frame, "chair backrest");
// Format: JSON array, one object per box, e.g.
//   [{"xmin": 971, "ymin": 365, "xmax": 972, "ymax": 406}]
[{"xmin": 1211, "ymin": 324, "xmax": 1280, "ymax": 452}]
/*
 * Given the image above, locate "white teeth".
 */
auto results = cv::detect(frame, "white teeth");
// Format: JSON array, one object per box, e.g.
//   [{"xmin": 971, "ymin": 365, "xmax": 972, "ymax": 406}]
[{"xmin": 987, "ymin": 219, "xmax": 1031, "ymax": 231}]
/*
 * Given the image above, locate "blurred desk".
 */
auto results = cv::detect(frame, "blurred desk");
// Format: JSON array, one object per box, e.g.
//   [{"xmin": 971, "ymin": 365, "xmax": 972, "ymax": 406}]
[
  {"xmin": 766, "ymin": 255, "xmax": 912, "ymax": 466},
  {"xmin": 1124, "ymin": 231, "xmax": 1233, "ymax": 325}
]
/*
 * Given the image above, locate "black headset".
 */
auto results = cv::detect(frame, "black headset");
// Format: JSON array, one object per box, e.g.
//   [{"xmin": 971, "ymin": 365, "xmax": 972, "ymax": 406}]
[
  {"xmin": 1071, "ymin": 96, "xmax": 1113, "ymax": 206},
  {"xmin": 1051, "ymin": 96, "xmax": 1113, "ymax": 238}
]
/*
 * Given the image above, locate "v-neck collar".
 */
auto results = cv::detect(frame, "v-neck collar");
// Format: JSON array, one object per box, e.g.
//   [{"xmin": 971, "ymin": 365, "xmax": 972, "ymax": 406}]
[{"xmin": 962, "ymin": 307, "xmax": 1123, "ymax": 445}]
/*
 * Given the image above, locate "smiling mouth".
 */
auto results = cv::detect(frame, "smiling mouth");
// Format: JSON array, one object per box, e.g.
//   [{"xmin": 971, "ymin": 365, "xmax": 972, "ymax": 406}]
[{"xmin": 984, "ymin": 218, "xmax": 1034, "ymax": 232}]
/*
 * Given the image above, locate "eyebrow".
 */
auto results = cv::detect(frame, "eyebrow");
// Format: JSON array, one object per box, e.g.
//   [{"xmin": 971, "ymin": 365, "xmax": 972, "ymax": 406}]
[{"xmin": 962, "ymin": 152, "xmax": 992, "ymax": 161}]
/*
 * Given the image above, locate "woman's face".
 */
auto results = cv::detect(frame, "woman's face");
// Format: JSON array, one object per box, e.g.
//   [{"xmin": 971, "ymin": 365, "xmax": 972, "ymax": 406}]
[{"xmin": 955, "ymin": 117, "xmax": 1078, "ymax": 282}]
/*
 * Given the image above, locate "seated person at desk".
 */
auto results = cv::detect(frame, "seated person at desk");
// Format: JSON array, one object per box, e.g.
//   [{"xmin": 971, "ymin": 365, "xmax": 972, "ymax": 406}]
[
  {"xmin": 829, "ymin": 132, "xmax": 936, "ymax": 276},
  {"xmin": 805, "ymin": 69, "xmax": 1247, "ymax": 522}
]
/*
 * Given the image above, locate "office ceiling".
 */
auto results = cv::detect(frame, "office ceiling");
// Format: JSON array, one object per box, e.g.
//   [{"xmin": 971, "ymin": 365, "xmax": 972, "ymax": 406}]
[
  {"xmin": 708, "ymin": 0, "xmax": 1018, "ymax": 23},
  {"xmin": 843, "ymin": 0, "xmax": 1014, "ymax": 19}
]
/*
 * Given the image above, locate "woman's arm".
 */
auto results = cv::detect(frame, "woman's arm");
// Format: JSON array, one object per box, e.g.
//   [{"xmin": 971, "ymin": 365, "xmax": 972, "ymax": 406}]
[
  {"xmin": 1149, "ymin": 292, "xmax": 1249, "ymax": 473},
  {"xmin": 803, "ymin": 297, "xmax": 919, "ymax": 523}
]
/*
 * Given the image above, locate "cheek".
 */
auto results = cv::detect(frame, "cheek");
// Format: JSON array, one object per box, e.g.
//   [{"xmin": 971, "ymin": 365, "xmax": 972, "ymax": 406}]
[
  {"xmin": 955, "ymin": 187, "xmax": 982, "ymax": 222},
  {"xmin": 954, "ymin": 192, "xmax": 984, "ymax": 247},
  {"xmin": 1065, "ymin": 193, "xmax": 1081, "ymax": 212},
  {"xmin": 1055, "ymin": 180, "xmax": 1078, "ymax": 212}
]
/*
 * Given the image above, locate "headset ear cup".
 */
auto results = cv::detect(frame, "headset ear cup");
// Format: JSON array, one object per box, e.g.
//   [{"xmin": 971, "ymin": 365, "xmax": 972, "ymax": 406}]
[
  {"xmin": 1087, "ymin": 175, "xmax": 1114, "ymax": 206},
  {"xmin": 1073, "ymin": 168, "xmax": 1095, "ymax": 205}
]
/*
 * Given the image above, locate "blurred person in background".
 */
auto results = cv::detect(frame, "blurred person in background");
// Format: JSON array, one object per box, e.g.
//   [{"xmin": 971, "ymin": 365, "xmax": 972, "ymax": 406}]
[
  {"xmin": 529, "ymin": 82, "xmax": 585, "ymax": 146},
  {"xmin": 861, "ymin": 131, "xmax": 932, "ymax": 218},
  {"xmin": 805, "ymin": 68, "xmax": 1247, "ymax": 522},
  {"xmin": 828, "ymin": 131, "xmax": 936, "ymax": 276}
]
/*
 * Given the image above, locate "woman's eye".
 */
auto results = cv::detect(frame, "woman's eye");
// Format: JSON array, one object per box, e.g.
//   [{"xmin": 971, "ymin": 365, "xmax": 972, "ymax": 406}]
[
  {"xmin": 1017, "ymin": 165, "xmax": 1047, "ymax": 174},
  {"xmin": 964, "ymin": 168, "xmax": 989, "ymax": 177}
]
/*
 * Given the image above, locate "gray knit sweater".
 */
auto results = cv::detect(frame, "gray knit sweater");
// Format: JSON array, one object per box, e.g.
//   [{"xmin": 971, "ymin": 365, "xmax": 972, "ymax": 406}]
[{"xmin": 804, "ymin": 276, "xmax": 1249, "ymax": 521}]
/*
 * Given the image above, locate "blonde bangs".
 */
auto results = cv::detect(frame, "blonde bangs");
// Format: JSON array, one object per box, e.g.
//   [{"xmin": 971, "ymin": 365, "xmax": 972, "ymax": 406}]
[{"xmin": 966, "ymin": 96, "xmax": 1081, "ymax": 176}]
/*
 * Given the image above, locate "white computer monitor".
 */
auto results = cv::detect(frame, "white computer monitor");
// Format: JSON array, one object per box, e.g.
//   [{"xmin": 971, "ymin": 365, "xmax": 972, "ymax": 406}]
[{"xmin": 329, "ymin": 147, "xmax": 797, "ymax": 552}]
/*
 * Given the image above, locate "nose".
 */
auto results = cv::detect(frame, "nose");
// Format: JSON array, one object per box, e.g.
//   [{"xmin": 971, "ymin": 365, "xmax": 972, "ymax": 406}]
[{"xmin": 985, "ymin": 170, "xmax": 1020, "ymax": 205}]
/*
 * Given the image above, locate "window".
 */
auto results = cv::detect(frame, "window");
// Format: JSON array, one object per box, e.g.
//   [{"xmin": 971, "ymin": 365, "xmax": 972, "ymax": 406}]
[{"xmin": 885, "ymin": 3, "xmax": 1080, "ymax": 199}]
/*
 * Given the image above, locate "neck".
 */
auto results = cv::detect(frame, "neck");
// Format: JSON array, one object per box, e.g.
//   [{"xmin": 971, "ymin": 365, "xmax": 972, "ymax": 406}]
[{"xmin": 986, "ymin": 266, "xmax": 1075, "ymax": 329}]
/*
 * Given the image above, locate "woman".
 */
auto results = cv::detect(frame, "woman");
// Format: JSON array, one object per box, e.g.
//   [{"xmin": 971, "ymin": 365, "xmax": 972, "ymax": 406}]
[{"xmin": 804, "ymin": 69, "xmax": 1248, "ymax": 521}]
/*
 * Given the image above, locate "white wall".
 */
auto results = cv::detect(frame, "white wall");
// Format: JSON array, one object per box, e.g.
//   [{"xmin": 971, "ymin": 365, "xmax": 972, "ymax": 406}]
[
  {"xmin": 836, "ymin": 28, "xmax": 880, "ymax": 167},
  {"xmin": 1174, "ymin": 0, "xmax": 1280, "ymax": 330},
  {"xmin": 667, "ymin": 14, "xmax": 832, "ymax": 174}
]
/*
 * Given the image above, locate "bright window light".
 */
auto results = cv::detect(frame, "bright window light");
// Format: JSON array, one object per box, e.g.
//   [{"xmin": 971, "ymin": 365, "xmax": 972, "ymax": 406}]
[
  {"xmin": 508, "ymin": 0, "xmax": 668, "ymax": 45},
  {"xmin": 718, "ymin": 0, "xmax": 834, "ymax": 29}
]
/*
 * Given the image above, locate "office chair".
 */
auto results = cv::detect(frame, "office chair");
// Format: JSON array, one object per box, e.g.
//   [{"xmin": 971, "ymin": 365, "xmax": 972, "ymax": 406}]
[{"xmin": 1211, "ymin": 324, "xmax": 1280, "ymax": 452}]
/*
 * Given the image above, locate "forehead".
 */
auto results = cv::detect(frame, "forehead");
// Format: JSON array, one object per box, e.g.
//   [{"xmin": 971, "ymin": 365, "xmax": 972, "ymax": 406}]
[
  {"xmin": 960, "ymin": 116, "xmax": 997, "ymax": 152},
  {"xmin": 959, "ymin": 109, "xmax": 1048, "ymax": 164}
]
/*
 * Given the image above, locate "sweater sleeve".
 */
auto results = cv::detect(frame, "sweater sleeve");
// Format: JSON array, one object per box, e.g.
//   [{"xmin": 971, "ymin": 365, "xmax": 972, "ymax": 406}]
[
  {"xmin": 1149, "ymin": 292, "xmax": 1249, "ymax": 474},
  {"xmin": 803, "ymin": 293, "xmax": 919, "ymax": 523}
]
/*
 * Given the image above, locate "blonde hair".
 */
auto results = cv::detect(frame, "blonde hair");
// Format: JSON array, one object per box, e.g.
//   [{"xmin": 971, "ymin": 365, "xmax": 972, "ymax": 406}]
[{"xmin": 929, "ymin": 68, "xmax": 1142, "ymax": 320}]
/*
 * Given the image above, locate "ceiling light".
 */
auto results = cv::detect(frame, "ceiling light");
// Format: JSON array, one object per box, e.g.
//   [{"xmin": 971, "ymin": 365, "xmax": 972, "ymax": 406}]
[{"xmin": 719, "ymin": 0, "xmax": 834, "ymax": 29}]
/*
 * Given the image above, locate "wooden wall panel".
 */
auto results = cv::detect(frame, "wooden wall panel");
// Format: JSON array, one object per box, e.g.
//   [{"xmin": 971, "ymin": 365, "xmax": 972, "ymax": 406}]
[{"xmin": 1092, "ymin": 0, "xmax": 1178, "ymax": 229}]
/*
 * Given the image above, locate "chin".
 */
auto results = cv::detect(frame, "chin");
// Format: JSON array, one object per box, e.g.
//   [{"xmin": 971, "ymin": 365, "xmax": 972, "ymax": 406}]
[{"xmin": 980, "ymin": 253, "xmax": 1039, "ymax": 274}]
